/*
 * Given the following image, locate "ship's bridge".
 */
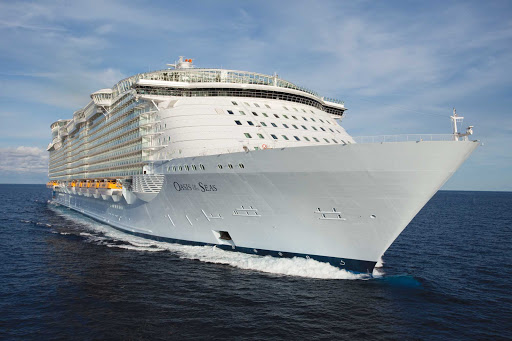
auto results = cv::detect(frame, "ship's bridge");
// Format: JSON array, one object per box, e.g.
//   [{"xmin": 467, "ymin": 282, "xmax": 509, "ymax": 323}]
[{"xmin": 106, "ymin": 58, "xmax": 346, "ymax": 116}]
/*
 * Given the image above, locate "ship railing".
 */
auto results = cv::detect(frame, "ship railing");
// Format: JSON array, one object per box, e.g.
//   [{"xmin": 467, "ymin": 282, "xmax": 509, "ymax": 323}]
[{"xmin": 353, "ymin": 134, "xmax": 457, "ymax": 144}]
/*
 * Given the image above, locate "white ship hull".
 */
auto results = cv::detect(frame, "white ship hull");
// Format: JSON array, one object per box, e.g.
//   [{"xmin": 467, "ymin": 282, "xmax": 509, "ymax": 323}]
[{"xmin": 52, "ymin": 141, "xmax": 478, "ymax": 273}]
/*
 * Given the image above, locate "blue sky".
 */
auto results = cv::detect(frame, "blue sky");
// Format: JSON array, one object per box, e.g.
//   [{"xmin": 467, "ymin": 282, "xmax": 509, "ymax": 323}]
[{"xmin": 0, "ymin": 0, "xmax": 510, "ymax": 190}]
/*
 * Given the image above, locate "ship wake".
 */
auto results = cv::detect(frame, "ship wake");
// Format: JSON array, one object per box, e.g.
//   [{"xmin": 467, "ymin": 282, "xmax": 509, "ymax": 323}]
[{"xmin": 49, "ymin": 205, "xmax": 373, "ymax": 280}]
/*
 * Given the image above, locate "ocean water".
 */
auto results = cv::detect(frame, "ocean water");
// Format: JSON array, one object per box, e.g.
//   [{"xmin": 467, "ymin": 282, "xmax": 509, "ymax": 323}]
[{"xmin": 0, "ymin": 185, "xmax": 511, "ymax": 340}]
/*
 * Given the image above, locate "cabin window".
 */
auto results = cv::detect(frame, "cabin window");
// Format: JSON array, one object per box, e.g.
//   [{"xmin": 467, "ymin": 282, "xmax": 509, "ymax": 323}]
[
  {"xmin": 332, "ymin": 139, "xmax": 338, "ymax": 143},
  {"xmin": 200, "ymin": 164, "xmax": 205, "ymax": 170},
  {"xmin": 271, "ymin": 134, "xmax": 278, "ymax": 139},
  {"xmin": 239, "ymin": 111, "xmax": 246, "ymax": 115},
  {"xmin": 301, "ymin": 125, "xmax": 308, "ymax": 130},
  {"xmin": 292, "ymin": 124, "xmax": 298, "ymax": 129},
  {"xmin": 265, "ymin": 104, "xmax": 271, "ymax": 108},
  {"xmin": 257, "ymin": 133, "xmax": 264, "ymax": 139},
  {"xmin": 282, "ymin": 135, "xmax": 289, "ymax": 140},
  {"xmin": 232, "ymin": 101, "xmax": 238, "ymax": 105},
  {"xmin": 283, "ymin": 124, "xmax": 289, "ymax": 128},
  {"xmin": 303, "ymin": 117, "xmax": 308, "ymax": 121},
  {"xmin": 192, "ymin": 165, "xmax": 197, "ymax": 170},
  {"xmin": 227, "ymin": 110, "xmax": 234, "ymax": 115},
  {"xmin": 304, "ymin": 137, "xmax": 310, "ymax": 141},
  {"xmin": 271, "ymin": 123, "xmax": 277, "ymax": 127},
  {"xmin": 283, "ymin": 115, "xmax": 289, "ymax": 119},
  {"xmin": 254, "ymin": 103, "xmax": 260, "ymax": 107},
  {"xmin": 311, "ymin": 118, "xmax": 316, "ymax": 122},
  {"xmin": 324, "ymin": 138, "xmax": 330, "ymax": 143},
  {"xmin": 312, "ymin": 126, "xmax": 318, "ymax": 131},
  {"xmin": 218, "ymin": 164, "xmax": 223, "ymax": 169},
  {"xmin": 292, "ymin": 116, "xmax": 298, "ymax": 120},
  {"xmin": 283, "ymin": 106, "xmax": 289, "ymax": 110},
  {"xmin": 274, "ymin": 114, "xmax": 279, "ymax": 118},
  {"xmin": 247, "ymin": 121, "xmax": 254, "ymax": 126},
  {"xmin": 313, "ymin": 137, "xmax": 320, "ymax": 142},
  {"xmin": 185, "ymin": 165, "xmax": 190, "ymax": 171},
  {"xmin": 239, "ymin": 163, "xmax": 245, "ymax": 169},
  {"xmin": 262, "ymin": 113, "xmax": 268, "ymax": 117},
  {"xmin": 228, "ymin": 164, "xmax": 233, "ymax": 169},
  {"xmin": 244, "ymin": 133, "xmax": 252, "ymax": 138},
  {"xmin": 235, "ymin": 120, "xmax": 242, "ymax": 125},
  {"xmin": 294, "ymin": 136, "xmax": 300, "ymax": 141},
  {"xmin": 252, "ymin": 112, "xmax": 258, "ymax": 116},
  {"xmin": 260, "ymin": 122, "xmax": 267, "ymax": 127}
]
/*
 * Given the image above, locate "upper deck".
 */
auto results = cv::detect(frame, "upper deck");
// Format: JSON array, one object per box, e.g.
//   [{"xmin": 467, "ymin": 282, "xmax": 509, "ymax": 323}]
[{"xmin": 96, "ymin": 58, "xmax": 345, "ymax": 113}]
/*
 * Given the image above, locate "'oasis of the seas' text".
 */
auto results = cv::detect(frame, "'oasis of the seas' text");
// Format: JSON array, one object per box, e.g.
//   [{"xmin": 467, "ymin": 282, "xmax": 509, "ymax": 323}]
[{"xmin": 173, "ymin": 182, "xmax": 217, "ymax": 192}]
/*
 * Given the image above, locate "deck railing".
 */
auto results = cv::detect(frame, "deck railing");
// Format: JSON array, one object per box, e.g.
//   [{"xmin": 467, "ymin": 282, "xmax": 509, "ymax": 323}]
[{"xmin": 353, "ymin": 134, "xmax": 456, "ymax": 144}]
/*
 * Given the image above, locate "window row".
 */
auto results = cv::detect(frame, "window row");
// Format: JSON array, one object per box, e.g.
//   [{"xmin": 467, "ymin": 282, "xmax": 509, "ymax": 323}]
[
  {"xmin": 230, "ymin": 101, "xmax": 315, "ymax": 114},
  {"xmin": 235, "ymin": 120, "xmax": 340, "ymax": 133},
  {"xmin": 227, "ymin": 109, "xmax": 330, "ymax": 124},
  {"xmin": 243, "ymin": 132, "xmax": 345, "ymax": 144},
  {"xmin": 167, "ymin": 163, "xmax": 246, "ymax": 172}
]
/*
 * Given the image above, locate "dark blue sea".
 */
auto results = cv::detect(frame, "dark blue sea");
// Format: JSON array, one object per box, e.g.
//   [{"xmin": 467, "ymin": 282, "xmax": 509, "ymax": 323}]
[{"xmin": 1, "ymin": 185, "xmax": 511, "ymax": 340}]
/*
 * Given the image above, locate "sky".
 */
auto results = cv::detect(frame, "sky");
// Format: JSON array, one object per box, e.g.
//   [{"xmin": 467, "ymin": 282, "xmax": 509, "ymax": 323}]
[{"xmin": 0, "ymin": 0, "xmax": 510, "ymax": 190}]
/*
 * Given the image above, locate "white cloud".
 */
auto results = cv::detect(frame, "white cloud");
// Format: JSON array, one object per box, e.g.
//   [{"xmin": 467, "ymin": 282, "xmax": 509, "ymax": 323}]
[{"xmin": 0, "ymin": 146, "xmax": 48, "ymax": 173}]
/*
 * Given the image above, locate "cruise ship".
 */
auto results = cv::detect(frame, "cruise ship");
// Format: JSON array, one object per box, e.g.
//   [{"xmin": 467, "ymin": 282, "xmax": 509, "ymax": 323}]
[{"xmin": 47, "ymin": 57, "xmax": 478, "ymax": 273}]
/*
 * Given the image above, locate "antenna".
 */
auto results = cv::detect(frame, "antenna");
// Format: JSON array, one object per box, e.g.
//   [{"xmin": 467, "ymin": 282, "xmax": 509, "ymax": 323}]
[{"xmin": 450, "ymin": 108, "xmax": 474, "ymax": 141}]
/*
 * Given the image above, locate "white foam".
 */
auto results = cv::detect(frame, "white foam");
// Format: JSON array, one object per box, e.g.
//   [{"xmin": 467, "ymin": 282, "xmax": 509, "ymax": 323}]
[{"xmin": 49, "ymin": 205, "xmax": 371, "ymax": 280}]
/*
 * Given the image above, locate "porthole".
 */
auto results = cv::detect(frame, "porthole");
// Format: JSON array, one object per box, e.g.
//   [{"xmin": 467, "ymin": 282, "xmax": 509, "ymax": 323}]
[
  {"xmin": 179, "ymin": 166, "xmax": 183, "ymax": 171},
  {"xmin": 228, "ymin": 164, "xmax": 233, "ymax": 169},
  {"xmin": 185, "ymin": 165, "xmax": 190, "ymax": 171},
  {"xmin": 218, "ymin": 164, "xmax": 223, "ymax": 169},
  {"xmin": 370, "ymin": 214, "xmax": 376, "ymax": 219},
  {"xmin": 239, "ymin": 163, "xmax": 245, "ymax": 169},
  {"xmin": 192, "ymin": 165, "xmax": 197, "ymax": 170},
  {"xmin": 172, "ymin": 166, "xmax": 176, "ymax": 171},
  {"xmin": 200, "ymin": 164, "xmax": 205, "ymax": 170}
]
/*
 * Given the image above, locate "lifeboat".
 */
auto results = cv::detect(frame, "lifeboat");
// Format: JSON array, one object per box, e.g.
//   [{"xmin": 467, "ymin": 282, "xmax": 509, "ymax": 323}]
[
  {"xmin": 46, "ymin": 180, "xmax": 59, "ymax": 189},
  {"xmin": 77, "ymin": 181, "xmax": 87, "ymax": 196},
  {"xmin": 92, "ymin": 180, "xmax": 101, "ymax": 198},
  {"xmin": 68, "ymin": 180, "xmax": 77, "ymax": 194},
  {"xmin": 98, "ymin": 180, "xmax": 123, "ymax": 201},
  {"xmin": 84, "ymin": 180, "xmax": 93, "ymax": 197}
]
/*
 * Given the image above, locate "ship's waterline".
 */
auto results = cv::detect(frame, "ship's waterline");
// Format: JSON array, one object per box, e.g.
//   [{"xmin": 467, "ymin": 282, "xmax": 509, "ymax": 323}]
[
  {"xmin": 47, "ymin": 57, "xmax": 477, "ymax": 273},
  {"xmin": 51, "ymin": 140, "xmax": 478, "ymax": 273}
]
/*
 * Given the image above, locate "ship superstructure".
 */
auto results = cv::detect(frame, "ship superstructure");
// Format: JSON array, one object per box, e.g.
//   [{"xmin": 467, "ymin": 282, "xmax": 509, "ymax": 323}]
[{"xmin": 48, "ymin": 57, "xmax": 478, "ymax": 273}]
